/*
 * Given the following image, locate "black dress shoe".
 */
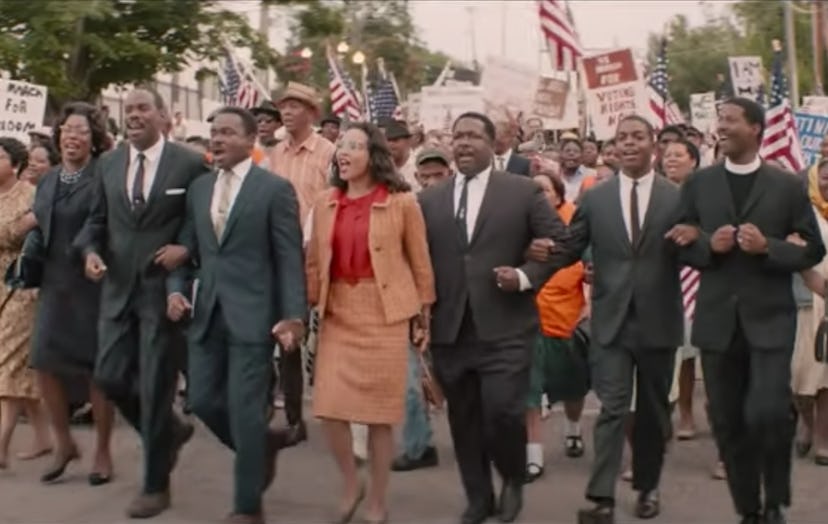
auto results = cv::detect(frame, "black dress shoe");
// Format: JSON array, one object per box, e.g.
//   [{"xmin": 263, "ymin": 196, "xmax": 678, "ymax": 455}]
[
  {"xmin": 739, "ymin": 513, "xmax": 762, "ymax": 524},
  {"xmin": 391, "ymin": 446, "xmax": 438, "ymax": 471},
  {"xmin": 577, "ymin": 505, "xmax": 614, "ymax": 524},
  {"xmin": 88, "ymin": 472, "xmax": 112, "ymax": 486},
  {"xmin": 283, "ymin": 420, "xmax": 307, "ymax": 447},
  {"xmin": 497, "ymin": 482, "xmax": 523, "ymax": 523},
  {"xmin": 764, "ymin": 507, "xmax": 786, "ymax": 524},
  {"xmin": 635, "ymin": 490, "xmax": 660, "ymax": 519},
  {"xmin": 41, "ymin": 448, "xmax": 81, "ymax": 483},
  {"xmin": 460, "ymin": 495, "xmax": 495, "ymax": 524}
]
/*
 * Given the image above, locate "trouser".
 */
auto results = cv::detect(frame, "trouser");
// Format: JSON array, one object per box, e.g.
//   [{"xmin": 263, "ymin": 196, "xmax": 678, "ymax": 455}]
[
  {"xmin": 400, "ymin": 344, "xmax": 433, "ymax": 459},
  {"xmin": 94, "ymin": 290, "xmax": 178, "ymax": 494},
  {"xmin": 188, "ymin": 304, "xmax": 273, "ymax": 514},
  {"xmin": 701, "ymin": 325, "xmax": 795, "ymax": 516}
]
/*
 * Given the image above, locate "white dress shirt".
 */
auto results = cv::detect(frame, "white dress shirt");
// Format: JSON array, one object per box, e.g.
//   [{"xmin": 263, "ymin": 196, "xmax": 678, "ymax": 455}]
[
  {"xmin": 127, "ymin": 137, "xmax": 166, "ymax": 202},
  {"xmin": 494, "ymin": 149, "xmax": 513, "ymax": 171},
  {"xmin": 724, "ymin": 156, "xmax": 761, "ymax": 175},
  {"xmin": 454, "ymin": 165, "xmax": 531, "ymax": 291},
  {"xmin": 210, "ymin": 157, "xmax": 252, "ymax": 229},
  {"xmin": 618, "ymin": 170, "xmax": 655, "ymax": 241}
]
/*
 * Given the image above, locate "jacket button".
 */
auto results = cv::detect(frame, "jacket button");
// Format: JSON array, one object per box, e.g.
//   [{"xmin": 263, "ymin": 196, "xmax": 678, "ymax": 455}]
[
  {"xmin": 374, "ymin": 245, "xmax": 382, "ymax": 251},
  {"xmin": 381, "ymin": 283, "xmax": 388, "ymax": 289}
]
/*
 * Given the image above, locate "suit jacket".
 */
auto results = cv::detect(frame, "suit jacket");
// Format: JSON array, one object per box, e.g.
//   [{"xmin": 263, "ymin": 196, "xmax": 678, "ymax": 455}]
[
  {"xmin": 418, "ymin": 170, "xmax": 567, "ymax": 344},
  {"xmin": 562, "ymin": 175, "xmax": 684, "ymax": 348},
  {"xmin": 506, "ymin": 153, "xmax": 531, "ymax": 177},
  {"xmin": 678, "ymin": 162, "xmax": 826, "ymax": 351},
  {"xmin": 306, "ymin": 187, "xmax": 435, "ymax": 324},
  {"xmin": 168, "ymin": 164, "xmax": 307, "ymax": 345},
  {"xmin": 74, "ymin": 142, "xmax": 208, "ymax": 317}
]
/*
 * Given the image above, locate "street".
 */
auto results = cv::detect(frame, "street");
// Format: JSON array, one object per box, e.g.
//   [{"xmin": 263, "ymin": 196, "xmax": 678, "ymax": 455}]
[{"xmin": 0, "ymin": 396, "xmax": 825, "ymax": 524}]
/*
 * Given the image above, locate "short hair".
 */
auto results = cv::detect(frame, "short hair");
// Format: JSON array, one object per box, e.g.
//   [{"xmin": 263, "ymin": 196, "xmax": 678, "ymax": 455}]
[
  {"xmin": 560, "ymin": 137, "xmax": 583, "ymax": 151},
  {"xmin": 452, "ymin": 112, "xmax": 496, "ymax": 141},
  {"xmin": 583, "ymin": 137, "xmax": 599, "ymax": 147},
  {"xmin": 657, "ymin": 124, "xmax": 684, "ymax": 141},
  {"xmin": 602, "ymin": 138, "xmax": 615, "ymax": 148},
  {"xmin": 53, "ymin": 102, "xmax": 109, "ymax": 157},
  {"xmin": 132, "ymin": 84, "xmax": 166, "ymax": 110},
  {"xmin": 535, "ymin": 172, "xmax": 566, "ymax": 203},
  {"xmin": 30, "ymin": 141, "xmax": 60, "ymax": 167},
  {"xmin": 212, "ymin": 106, "xmax": 257, "ymax": 137},
  {"xmin": 721, "ymin": 97, "xmax": 766, "ymax": 143},
  {"xmin": 666, "ymin": 139, "xmax": 701, "ymax": 169},
  {"xmin": 0, "ymin": 137, "xmax": 29, "ymax": 176},
  {"xmin": 618, "ymin": 115, "xmax": 655, "ymax": 137}
]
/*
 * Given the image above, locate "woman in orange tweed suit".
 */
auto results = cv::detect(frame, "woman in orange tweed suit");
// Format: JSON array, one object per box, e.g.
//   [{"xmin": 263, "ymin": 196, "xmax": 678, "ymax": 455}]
[{"xmin": 305, "ymin": 122, "xmax": 435, "ymax": 524}]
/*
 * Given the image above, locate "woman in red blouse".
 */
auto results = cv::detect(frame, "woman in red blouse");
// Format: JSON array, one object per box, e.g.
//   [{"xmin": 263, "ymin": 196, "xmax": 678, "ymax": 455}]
[{"xmin": 305, "ymin": 122, "xmax": 435, "ymax": 524}]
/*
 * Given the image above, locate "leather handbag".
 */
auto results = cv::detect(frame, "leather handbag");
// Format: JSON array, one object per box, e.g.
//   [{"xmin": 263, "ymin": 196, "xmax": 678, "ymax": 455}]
[{"xmin": 419, "ymin": 351, "xmax": 445, "ymax": 409}]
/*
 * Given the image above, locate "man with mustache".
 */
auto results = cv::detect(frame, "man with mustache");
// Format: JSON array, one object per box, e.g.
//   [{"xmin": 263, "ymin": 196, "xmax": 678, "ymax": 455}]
[{"xmin": 75, "ymin": 87, "xmax": 206, "ymax": 519}]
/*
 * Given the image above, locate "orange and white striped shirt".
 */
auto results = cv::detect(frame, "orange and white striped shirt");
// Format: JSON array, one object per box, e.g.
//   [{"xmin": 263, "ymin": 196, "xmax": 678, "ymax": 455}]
[
  {"xmin": 680, "ymin": 266, "xmax": 700, "ymax": 320},
  {"xmin": 269, "ymin": 132, "xmax": 336, "ymax": 226}
]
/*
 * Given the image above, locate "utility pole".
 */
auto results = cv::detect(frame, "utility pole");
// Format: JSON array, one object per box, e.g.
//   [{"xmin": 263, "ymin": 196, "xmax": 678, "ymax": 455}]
[
  {"xmin": 813, "ymin": 0, "xmax": 825, "ymax": 95},
  {"xmin": 783, "ymin": 0, "xmax": 799, "ymax": 108}
]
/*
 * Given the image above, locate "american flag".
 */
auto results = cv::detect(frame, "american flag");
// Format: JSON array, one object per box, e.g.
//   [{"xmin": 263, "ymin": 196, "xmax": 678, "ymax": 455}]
[
  {"xmin": 219, "ymin": 49, "xmax": 260, "ymax": 109},
  {"xmin": 326, "ymin": 49, "xmax": 362, "ymax": 121},
  {"xmin": 538, "ymin": 0, "xmax": 582, "ymax": 71},
  {"xmin": 367, "ymin": 78, "xmax": 400, "ymax": 124},
  {"xmin": 648, "ymin": 38, "xmax": 684, "ymax": 129},
  {"xmin": 760, "ymin": 48, "xmax": 804, "ymax": 172}
]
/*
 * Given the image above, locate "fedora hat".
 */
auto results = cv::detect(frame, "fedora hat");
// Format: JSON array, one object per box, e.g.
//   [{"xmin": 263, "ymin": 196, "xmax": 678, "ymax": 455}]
[
  {"xmin": 251, "ymin": 100, "xmax": 281, "ymax": 120},
  {"xmin": 276, "ymin": 82, "xmax": 321, "ymax": 113}
]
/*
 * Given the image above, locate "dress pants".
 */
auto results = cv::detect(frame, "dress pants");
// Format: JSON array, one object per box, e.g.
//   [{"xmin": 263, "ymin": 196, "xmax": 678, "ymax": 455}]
[
  {"xmin": 401, "ymin": 344, "xmax": 433, "ymax": 459},
  {"xmin": 188, "ymin": 304, "xmax": 274, "ymax": 515},
  {"xmin": 701, "ymin": 322, "xmax": 795, "ymax": 516},
  {"xmin": 93, "ymin": 284, "xmax": 177, "ymax": 494},
  {"xmin": 586, "ymin": 309, "xmax": 674, "ymax": 503},
  {"xmin": 432, "ymin": 307, "xmax": 532, "ymax": 507}
]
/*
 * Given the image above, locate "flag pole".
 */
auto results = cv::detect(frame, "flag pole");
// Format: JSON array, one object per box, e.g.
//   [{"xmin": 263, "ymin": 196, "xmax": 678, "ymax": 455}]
[{"xmin": 783, "ymin": 0, "xmax": 799, "ymax": 109}]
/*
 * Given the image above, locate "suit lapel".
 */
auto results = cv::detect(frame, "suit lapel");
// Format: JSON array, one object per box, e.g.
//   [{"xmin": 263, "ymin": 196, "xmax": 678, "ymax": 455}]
[
  {"xmin": 739, "ymin": 166, "xmax": 768, "ymax": 218},
  {"xmin": 468, "ymin": 170, "xmax": 499, "ymax": 247},
  {"xmin": 712, "ymin": 166, "xmax": 738, "ymax": 222},
  {"xmin": 114, "ymin": 146, "xmax": 132, "ymax": 212},
  {"xmin": 200, "ymin": 171, "xmax": 220, "ymax": 247},
  {"xmin": 219, "ymin": 167, "xmax": 256, "ymax": 244},
  {"xmin": 145, "ymin": 142, "xmax": 174, "ymax": 206},
  {"xmin": 605, "ymin": 176, "xmax": 633, "ymax": 254},
  {"xmin": 36, "ymin": 170, "xmax": 58, "ymax": 246},
  {"xmin": 635, "ymin": 176, "xmax": 665, "ymax": 250},
  {"xmin": 441, "ymin": 176, "xmax": 464, "ymax": 249}
]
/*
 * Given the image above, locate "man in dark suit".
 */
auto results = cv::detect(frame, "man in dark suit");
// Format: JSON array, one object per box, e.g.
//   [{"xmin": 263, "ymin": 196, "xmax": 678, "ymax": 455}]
[
  {"xmin": 418, "ymin": 112, "xmax": 568, "ymax": 524},
  {"xmin": 493, "ymin": 120, "xmax": 531, "ymax": 176},
  {"xmin": 166, "ymin": 107, "xmax": 306, "ymax": 524},
  {"xmin": 670, "ymin": 97, "xmax": 826, "ymax": 524},
  {"xmin": 539, "ymin": 116, "xmax": 684, "ymax": 524},
  {"xmin": 76, "ymin": 87, "xmax": 206, "ymax": 518}
]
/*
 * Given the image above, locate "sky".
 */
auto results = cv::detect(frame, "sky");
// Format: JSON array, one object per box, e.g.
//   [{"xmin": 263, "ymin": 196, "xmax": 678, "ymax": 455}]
[{"xmin": 409, "ymin": 0, "xmax": 733, "ymax": 71}]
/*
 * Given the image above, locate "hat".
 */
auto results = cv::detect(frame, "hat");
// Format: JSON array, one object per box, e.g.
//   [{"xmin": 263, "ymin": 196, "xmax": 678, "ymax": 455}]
[
  {"xmin": 275, "ymin": 82, "xmax": 321, "ymax": 113},
  {"xmin": 381, "ymin": 119, "xmax": 411, "ymax": 140},
  {"xmin": 416, "ymin": 148, "xmax": 449, "ymax": 167},
  {"xmin": 320, "ymin": 114, "xmax": 341, "ymax": 127},
  {"xmin": 251, "ymin": 100, "xmax": 281, "ymax": 120}
]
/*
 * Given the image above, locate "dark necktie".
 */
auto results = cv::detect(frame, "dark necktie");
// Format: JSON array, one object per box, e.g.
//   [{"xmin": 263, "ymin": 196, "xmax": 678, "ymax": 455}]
[
  {"xmin": 131, "ymin": 152, "xmax": 146, "ymax": 210},
  {"xmin": 456, "ymin": 174, "xmax": 475, "ymax": 246},
  {"xmin": 630, "ymin": 180, "xmax": 641, "ymax": 246}
]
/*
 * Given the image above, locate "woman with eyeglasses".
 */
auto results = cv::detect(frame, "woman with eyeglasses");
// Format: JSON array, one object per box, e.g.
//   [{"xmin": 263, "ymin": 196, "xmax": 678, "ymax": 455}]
[{"xmin": 21, "ymin": 102, "xmax": 115, "ymax": 485}]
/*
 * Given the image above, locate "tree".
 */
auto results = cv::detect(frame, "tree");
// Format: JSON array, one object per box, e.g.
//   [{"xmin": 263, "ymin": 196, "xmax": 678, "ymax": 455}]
[
  {"xmin": 275, "ymin": 0, "xmax": 449, "ymax": 100},
  {"xmin": 0, "ymin": 0, "xmax": 278, "ymax": 112}
]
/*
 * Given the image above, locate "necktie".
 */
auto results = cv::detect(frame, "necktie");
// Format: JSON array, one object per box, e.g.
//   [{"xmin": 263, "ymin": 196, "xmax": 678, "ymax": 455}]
[
  {"xmin": 630, "ymin": 180, "xmax": 641, "ymax": 246},
  {"xmin": 497, "ymin": 156, "xmax": 505, "ymax": 171},
  {"xmin": 456, "ymin": 175, "xmax": 475, "ymax": 246},
  {"xmin": 131, "ymin": 152, "xmax": 146, "ymax": 210},
  {"xmin": 213, "ymin": 170, "xmax": 234, "ymax": 238}
]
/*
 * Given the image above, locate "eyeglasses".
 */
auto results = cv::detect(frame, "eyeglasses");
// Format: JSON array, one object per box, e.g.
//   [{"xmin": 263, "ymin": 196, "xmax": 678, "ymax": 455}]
[
  {"xmin": 59, "ymin": 125, "xmax": 91, "ymax": 137},
  {"xmin": 336, "ymin": 141, "xmax": 368, "ymax": 152}
]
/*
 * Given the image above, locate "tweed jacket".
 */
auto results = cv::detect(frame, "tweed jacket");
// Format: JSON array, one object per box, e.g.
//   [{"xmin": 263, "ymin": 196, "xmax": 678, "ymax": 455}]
[{"xmin": 305, "ymin": 187, "xmax": 436, "ymax": 323}]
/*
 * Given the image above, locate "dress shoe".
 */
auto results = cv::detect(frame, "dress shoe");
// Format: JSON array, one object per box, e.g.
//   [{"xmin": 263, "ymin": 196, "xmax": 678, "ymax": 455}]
[
  {"xmin": 41, "ymin": 447, "xmax": 81, "ymax": 483},
  {"xmin": 283, "ymin": 421, "xmax": 307, "ymax": 447},
  {"xmin": 634, "ymin": 490, "xmax": 660, "ymax": 519},
  {"xmin": 391, "ymin": 446, "xmax": 438, "ymax": 472},
  {"xmin": 88, "ymin": 472, "xmax": 112, "ymax": 486},
  {"xmin": 335, "ymin": 481, "xmax": 365, "ymax": 524},
  {"xmin": 576, "ymin": 504, "xmax": 614, "ymax": 524},
  {"xmin": 497, "ymin": 482, "xmax": 523, "ymax": 523},
  {"xmin": 224, "ymin": 513, "xmax": 265, "ymax": 524},
  {"xmin": 764, "ymin": 507, "xmax": 786, "ymax": 524},
  {"xmin": 126, "ymin": 491, "xmax": 171, "ymax": 519},
  {"xmin": 264, "ymin": 430, "xmax": 289, "ymax": 490},
  {"xmin": 738, "ymin": 513, "xmax": 762, "ymax": 524},
  {"xmin": 460, "ymin": 495, "xmax": 495, "ymax": 524}
]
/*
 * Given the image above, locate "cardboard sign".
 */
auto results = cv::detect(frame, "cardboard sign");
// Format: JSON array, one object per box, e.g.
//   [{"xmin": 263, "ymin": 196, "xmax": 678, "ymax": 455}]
[
  {"xmin": 533, "ymin": 78, "xmax": 569, "ymax": 119},
  {"xmin": 0, "ymin": 79, "xmax": 48, "ymax": 143},
  {"xmin": 581, "ymin": 49, "xmax": 646, "ymax": 140},
  {"xmin": 795, "ymin": 112, "xmax": 828, "ymax": 166}
]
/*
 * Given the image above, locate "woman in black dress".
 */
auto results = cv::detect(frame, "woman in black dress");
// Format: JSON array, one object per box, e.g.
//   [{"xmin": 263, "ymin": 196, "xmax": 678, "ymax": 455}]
[{"xmin": 24, "ymin": 102, "xmax": 115, "ymax": 485}]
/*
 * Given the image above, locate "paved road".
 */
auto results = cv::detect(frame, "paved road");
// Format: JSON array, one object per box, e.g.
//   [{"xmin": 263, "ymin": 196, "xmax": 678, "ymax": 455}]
[{"xmin": 0, "ymin": 396, "xmax": 825, "ymax": 524}]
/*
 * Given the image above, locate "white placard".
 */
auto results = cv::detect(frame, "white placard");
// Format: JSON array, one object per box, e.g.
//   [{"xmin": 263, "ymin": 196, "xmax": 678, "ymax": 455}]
[
  {"xmin": 0, "ymin": 79, "xmax": 48, "ymax": 143},
  {"xmin": 690, "ymin": 92, "xmax": 717, "ymax": 133},
  {"xmin": 728, "ymin": 56, "xmax": 765, "ymax": 101},
  {"xmin": 581, "ymin": 49, "xmax": 647, "ymax": 140},
  {"xmin": 801, "ymin": 96, "xmax": 828, "ymax": 116},
  {"xmin": 418, "ymin": 85, "xmax": 485, "ymax": 132},
  {"xmin": 480, "ymin": 56, "xmax": 537, "ymax": 117}
]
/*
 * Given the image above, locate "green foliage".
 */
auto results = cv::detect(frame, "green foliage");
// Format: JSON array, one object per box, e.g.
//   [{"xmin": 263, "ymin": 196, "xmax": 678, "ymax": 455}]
[
  {"xmin": 276, "ymin": 0, "xmax": 449, "ymax": 98},
  {"xmin": 0, "ymin": 0, "xmax": 277, "ymax": 110},
  {"xmin": 647, "ymin": 0, "xmax": 821, "ymax": 110}
]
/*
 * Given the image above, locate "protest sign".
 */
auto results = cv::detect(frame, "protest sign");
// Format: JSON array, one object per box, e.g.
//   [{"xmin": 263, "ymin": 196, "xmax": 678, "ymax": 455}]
[
  {"xmin": 795, "ymin": 112, "xmax": 828, "ymax": 167},
  {"xmin": 0, "ymin": 79, "xmax": 48, "ymax": 143},
  {"xmin": 582, "ymin": 49, "xmax": 646, "ymax": 140}
]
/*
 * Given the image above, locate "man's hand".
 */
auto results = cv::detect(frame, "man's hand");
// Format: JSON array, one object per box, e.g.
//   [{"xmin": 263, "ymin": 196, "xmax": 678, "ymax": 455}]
[
  {"xmin": 664, "ymin": 224, "xmax": 700, "ymax": 246},
  {"xmin": 737, "ymin": 223, "xmax": 768, "ymax": 255},
  {"xmin": 524, "ymin": 238, "xmax": 555, "ymax": 262},
  {"xmin": 493, "ymin": 266, "xmax": 520, "ymax": 292},
  {"xmin": 167, "ymin": 293, "xmax": 192, "ymax": 322},
  {"xmin": 710, "ymin": 225, "xmax": 738, "ymax": 254},
  {"xmin": 84, "ymin": 252, "xmax": 107, "ymax": 282},
  {"xmin": 787, "ymin": 233, "xmax": 807, "ymax": 247},
  {"xmin": 154, "ymin": 244, "xmax": 189, "ymax": 271},
  {"xmin": 272, "ymin": 319, "xmax": 305, "ymax": 351}
]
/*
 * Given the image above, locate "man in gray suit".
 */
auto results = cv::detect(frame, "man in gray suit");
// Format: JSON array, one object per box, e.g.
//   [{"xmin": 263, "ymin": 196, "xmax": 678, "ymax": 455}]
[
  {"xmin": 418, "ymin": 112, "xmax": 568, "ymax": 524},
  {"xmin": 539, "ymin": 116, "xmax": 684, "ymax": 524},
  {"xmin": 166, "ymin": 107, "xmax": 306, "ymax": 524},
  {"xmin": 76, "ymin": 87, "xmax": 205, "ymax": 518}
]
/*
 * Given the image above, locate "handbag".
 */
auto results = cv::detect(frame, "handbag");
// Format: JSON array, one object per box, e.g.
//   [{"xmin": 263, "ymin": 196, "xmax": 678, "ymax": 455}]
[
  {"xmin": 418, "ymin": 351, "xmax": 445, "ymax": 409},
  {"xmin": 816, "ymin": 293, "xmax": 828, "ymax": 363}
]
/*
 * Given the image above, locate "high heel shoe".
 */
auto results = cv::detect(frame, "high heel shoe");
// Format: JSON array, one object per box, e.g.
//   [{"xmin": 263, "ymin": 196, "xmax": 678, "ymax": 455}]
[
  {"xmin": 41, "ymin": 448, "xmax": 80, "ymax": 483},
  {"xmin": 335, "ymin": 481, "xmax": 366, "ymax": 524}
]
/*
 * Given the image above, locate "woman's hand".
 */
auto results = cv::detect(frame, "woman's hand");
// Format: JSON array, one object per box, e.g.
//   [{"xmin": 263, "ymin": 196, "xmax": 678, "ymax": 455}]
[{"xmin": 411, "ymin": 310, "xmax": 431, "ymax": 353}]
